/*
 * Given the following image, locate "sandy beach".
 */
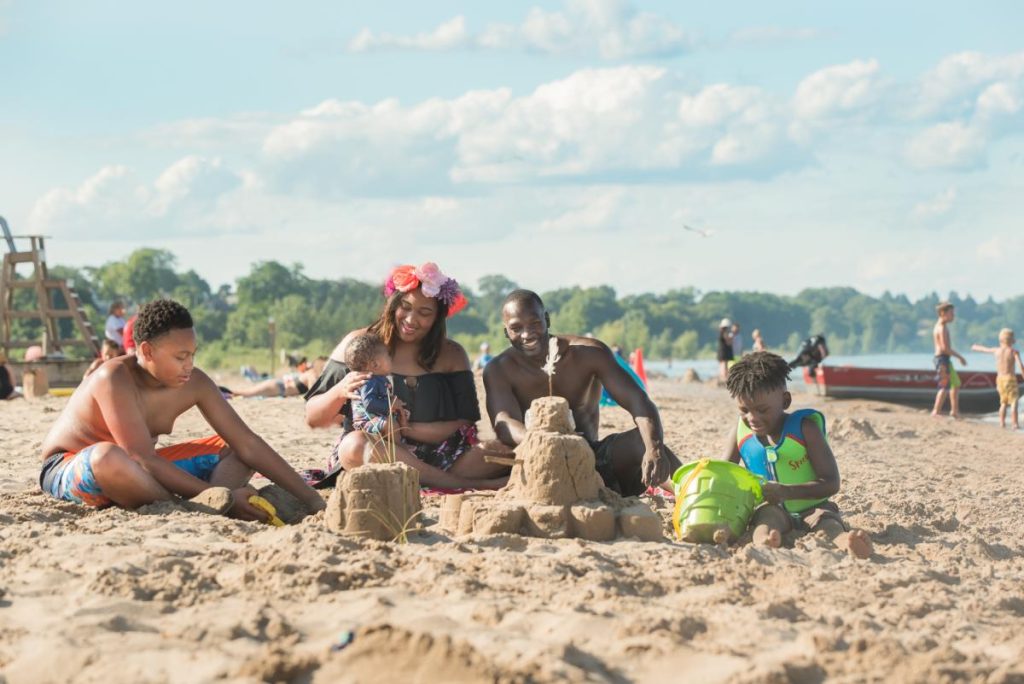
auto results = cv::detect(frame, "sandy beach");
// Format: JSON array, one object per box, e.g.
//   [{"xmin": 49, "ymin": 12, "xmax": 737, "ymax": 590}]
[{"xmin": 2, "ymin": 377, "xmax": 1023, "ymax": 683}]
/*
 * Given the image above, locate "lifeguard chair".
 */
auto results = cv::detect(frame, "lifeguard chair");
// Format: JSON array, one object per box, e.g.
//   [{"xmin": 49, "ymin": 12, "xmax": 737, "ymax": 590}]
[{"xmin": 1, "ymin": 215, "xmax": 100, "ymax": 388}]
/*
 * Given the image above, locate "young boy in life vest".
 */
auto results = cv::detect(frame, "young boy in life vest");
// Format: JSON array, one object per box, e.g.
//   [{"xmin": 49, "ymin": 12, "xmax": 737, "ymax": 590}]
[{"xmin": 722, "ymin": 352, "xmax": 872, "ymax": 559}]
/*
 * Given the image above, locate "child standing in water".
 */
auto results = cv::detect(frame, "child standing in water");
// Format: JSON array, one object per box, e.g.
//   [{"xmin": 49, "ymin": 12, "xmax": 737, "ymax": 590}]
[
  {"xmin": 972, "ymin": 329, "xmax": 1024, "ymax": 429},
  {"xmin": 751, "ymin": 329, "xmax": 766, "ymax": 352},
  {"xmin": 722, "ymin": 352, "xmax": 872, "ymax": 559},
  {"xmin": 932, "ymin": 301, "xmax": 967, "ymax": 419}
]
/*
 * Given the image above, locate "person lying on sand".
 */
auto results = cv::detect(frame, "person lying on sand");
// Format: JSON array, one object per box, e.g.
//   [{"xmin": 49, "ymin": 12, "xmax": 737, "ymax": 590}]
[
  {"xmin": 231, "ymin": 357, "xmax": 326, "ymax": 399},
  {"xmin": 721, "ymin": 352, "xmax": 872, "ymax": 559},
  {"xmin": 38, "ymin": 299, "xmax": 325, "ymax": 520},
  {"xmin": 483, "ymin": 289, "xmax": 680, "ymax": 496}
]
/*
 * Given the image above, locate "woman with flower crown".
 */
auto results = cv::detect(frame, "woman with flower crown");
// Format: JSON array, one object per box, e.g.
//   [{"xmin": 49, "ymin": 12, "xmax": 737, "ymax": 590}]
[{"xmin": 303, "ymin": 262, "xmax": 511, "ymax": 489}]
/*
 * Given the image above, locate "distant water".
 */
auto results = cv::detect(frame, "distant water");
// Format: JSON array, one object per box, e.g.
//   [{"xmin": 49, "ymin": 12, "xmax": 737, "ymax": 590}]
[{"xmin": 644, "ymin": 351, "xmax": 1012, "ymax": 427}]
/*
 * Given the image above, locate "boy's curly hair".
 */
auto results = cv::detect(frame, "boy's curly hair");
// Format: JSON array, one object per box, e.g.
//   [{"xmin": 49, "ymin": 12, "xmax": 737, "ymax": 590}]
[
  {"xmin": 344, "ymin": 332, "xmax": 387, "ymax": 372},
  {"xmin": 726, "ymin": 351, "xmax": 791, "ymax": 398},
  {"xmin": 133, "ymin": 299, "xmax": 193, "ymax": 345}
]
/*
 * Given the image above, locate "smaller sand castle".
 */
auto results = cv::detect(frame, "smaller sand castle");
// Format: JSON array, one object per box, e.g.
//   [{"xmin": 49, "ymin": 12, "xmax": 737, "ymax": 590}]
[
  {"xmin": 441, "ymin": 397, "xmax": 663, "ymax": 542},
  {"xmin": 325, "ymin": 463, "xmax": 422, "ymax": 542}
]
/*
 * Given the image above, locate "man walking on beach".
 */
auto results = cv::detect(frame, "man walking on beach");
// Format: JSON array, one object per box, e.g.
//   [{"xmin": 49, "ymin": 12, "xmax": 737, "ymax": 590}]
[
  {"xmin": 483, "ymin": 289, "xmax": 680, "ymax": 496},
  {"xmin": 932, "ymin": 301, "xmax": 967, "ymax": 419},
  {"xmin": 38, "ymin": 299, "xmax": 325, "ymax": 518}
]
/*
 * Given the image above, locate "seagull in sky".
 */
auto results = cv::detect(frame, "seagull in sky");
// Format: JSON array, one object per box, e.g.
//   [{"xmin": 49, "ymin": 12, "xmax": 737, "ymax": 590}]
[{"xmin": 682, "ymin": 224, "xmax": 714, "ymax": 238}]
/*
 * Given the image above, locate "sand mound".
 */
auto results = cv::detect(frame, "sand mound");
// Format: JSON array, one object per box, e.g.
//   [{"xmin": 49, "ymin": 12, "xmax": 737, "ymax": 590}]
[
  {"xmin": 325, "ymin": 463, "xmax": 422, "ymax": 541},
  {"xmin": 313, "ymin": 624, "xmax": 532, "ymax": 683},
  {"xmin": 442, "ymin": 397, "xmax": 662, "ymax": 542},
  {"xmin": 831, "ymin": 417, "xmax": 880, "ymax": 441}
]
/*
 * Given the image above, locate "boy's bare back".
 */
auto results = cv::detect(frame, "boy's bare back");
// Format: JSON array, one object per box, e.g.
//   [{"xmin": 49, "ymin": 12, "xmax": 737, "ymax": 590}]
[{"xmin": 994, "ymin": 345, "xmax": 1022, "ymax": 377}]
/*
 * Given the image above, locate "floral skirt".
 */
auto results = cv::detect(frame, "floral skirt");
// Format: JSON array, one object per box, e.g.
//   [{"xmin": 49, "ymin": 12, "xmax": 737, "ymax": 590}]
[{"xmin": 328, "ymin": 424, "xmax": 479, "ymax": 473}]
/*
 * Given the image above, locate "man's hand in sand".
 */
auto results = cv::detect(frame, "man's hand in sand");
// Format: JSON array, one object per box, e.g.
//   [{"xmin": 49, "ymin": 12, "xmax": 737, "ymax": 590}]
[
  {"xmin": 641, "ymin": 447, "xmax": 674, "ymax": 488},
  {"xmin": 231, "ymin": 486, "xmax": 271, "ymax": 522}
]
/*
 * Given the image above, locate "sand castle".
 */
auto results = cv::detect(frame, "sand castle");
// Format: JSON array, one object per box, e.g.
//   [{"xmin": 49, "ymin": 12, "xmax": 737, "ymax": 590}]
[
  {"xmin": 440, "ymin": 397, "xmax": 664, "ymax": 542},
  {"xmin": 325, "ymin": 463, "xmax": 422, "ymax": 542}
]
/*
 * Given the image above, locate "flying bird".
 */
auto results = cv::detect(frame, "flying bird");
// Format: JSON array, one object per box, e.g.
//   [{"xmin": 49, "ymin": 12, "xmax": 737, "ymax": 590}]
[{"xmin": 682, "ymin": 224, "xmax": 714, "ymax": 238}]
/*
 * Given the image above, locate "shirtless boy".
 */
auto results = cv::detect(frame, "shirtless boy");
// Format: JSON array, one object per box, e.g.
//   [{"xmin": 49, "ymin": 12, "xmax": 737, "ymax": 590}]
[
  {"xmin": 483, "ymin": 290, "xmax": 680, "ymax": 496},
  {"xmin": 39, "ymin": 299, "xmax": 325, "ymax": 519},
  {"xmin": 972, "ymin": 329, "xmax": 1024, "ymax": 429},
  {"xmin": 932, "ymin": 302, "xmax": 967, "ymax": 419}
]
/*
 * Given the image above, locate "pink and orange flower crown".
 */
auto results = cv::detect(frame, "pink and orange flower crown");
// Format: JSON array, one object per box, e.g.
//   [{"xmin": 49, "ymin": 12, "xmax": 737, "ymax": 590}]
[{"xmin": 383, "ymin": 262, "xmax": 468, "ymax": 317}]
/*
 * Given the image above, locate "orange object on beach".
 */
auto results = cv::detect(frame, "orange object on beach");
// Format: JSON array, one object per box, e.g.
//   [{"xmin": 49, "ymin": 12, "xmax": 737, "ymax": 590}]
[{"xmin": 632, "ymin": 348, "xmax": 648, "ymax": 387}]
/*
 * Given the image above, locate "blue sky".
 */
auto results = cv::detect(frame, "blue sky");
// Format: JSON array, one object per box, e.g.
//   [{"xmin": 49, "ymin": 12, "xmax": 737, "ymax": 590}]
[{"xmin": 3, "ymin": 1, "xmax": 1022, "ymax": 300}]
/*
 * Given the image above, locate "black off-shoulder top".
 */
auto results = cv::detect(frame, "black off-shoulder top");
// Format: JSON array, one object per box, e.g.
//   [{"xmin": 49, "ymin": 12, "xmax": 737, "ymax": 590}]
[{"xmin": 304, "ymin": 359, "xmax": 480, "ymax": 426}]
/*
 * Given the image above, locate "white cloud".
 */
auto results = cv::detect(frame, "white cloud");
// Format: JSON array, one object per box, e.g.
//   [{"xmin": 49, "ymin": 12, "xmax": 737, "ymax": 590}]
[
  {"xmin": 974, "ymin": 81, "xmax": 1024, "ymax": 133},
  {"xmin": 676, "ymin": 84, "xmax": 790, "ymax": 166},
  {"xmin": 538, "ymin": 188, "xmax": 625, "ymax": 234},
  {"xmin": 346, "ymin": 0, "xmax": 694, "ymax": 60},
  {"xmin": 29, "ymin": 166, "xmax": 138, "ymax": 236},
  {"xmin": 910, "ymin": 187, "xmax": 957, "ymax": 223},
  {"xmin": 28, "ymin": 157, "xmax": 244, "ymax": 239},
  {"xmin": 729, "ymin": 26, "xmax": 823, "ymax": 46},
  {"xmin": 149, "ymin": 156, "xmax": 242, "ymax": 216},
  {"xmin": 142, "ymin": 114, "xmax": 278, "ymax": 150},
  {"xmin": 915, "ymin": 51, "xmax": 1024, "ymax": 119},
  {"xmin": 893, "ymin": 52, "xmax": 1024, "ymax": 171},
  {"xmin": 904, "ymin": 122, "xmax": 987, "ymax": 170},
  {"xmin": 793, "ymin": 59, "xmax": 882, "ymax": 121},
  {"xmin": 258, "ymin": 66, "xmax": 799, "ymax": 193},
  {"xmin": 976, "ymin": 233, "xmax": 1024, "ymax": 263},
  {"xmin": 348, "ymin": 16, "xmax": 470, "ymax": 53}
]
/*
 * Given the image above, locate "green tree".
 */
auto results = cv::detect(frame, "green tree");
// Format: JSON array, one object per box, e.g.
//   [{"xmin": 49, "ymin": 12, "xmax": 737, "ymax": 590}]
[
  {"xmin": 672, "ymin": 330, "xmax": 699, "ymax": 359},
  {"xmin": 89, "ymin": 248, "xmax": 180, "ymax": 303}
]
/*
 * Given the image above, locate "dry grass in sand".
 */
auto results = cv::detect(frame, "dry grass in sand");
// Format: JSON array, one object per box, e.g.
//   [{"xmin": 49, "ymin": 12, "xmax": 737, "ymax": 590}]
[{"xmin": 1, "ymin": 378, "xmax": 1023, "ymax": 682}]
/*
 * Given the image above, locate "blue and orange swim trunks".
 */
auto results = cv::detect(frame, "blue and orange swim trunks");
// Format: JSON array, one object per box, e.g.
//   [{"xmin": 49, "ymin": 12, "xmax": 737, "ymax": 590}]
[{"xmin": 39, "ymin": 435, "xmax": 227, "ymax": 507}]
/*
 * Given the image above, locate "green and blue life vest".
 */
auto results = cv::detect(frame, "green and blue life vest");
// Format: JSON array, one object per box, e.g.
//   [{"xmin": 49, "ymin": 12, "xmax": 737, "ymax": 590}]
[{"xmin": 736, "ymin": 408, "xmax": 828, "ymax": 514}]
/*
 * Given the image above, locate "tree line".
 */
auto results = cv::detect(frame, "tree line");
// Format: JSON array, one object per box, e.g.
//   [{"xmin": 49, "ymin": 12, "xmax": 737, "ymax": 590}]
[{"xmin": 10, "ymin": 248, "xmax": 1023, "ymax": 365}]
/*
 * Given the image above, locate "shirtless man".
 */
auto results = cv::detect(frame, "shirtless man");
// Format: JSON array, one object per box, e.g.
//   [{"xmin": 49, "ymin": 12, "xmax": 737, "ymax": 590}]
[
  {"xmin": 38, "ymin": 299, "xmax": 325, "ymax": 519},
  {"xmin": 932, "ymin": 301, "xmax": 967, "ymax": 419},
  {"xmin": 483, "ymin": 290, "xmax": 681, "ymax": 496}
]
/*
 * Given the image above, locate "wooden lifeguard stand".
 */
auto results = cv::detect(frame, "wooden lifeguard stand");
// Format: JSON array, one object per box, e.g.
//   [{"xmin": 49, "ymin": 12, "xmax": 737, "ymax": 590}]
[{"xmin": 0, "ymin": 215, "xmax": 101, "ymax": 359}]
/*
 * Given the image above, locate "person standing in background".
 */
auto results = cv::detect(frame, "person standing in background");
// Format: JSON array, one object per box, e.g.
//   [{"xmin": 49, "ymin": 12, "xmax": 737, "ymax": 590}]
[
  {"xmin": 473, "ymin": 342, "xmax": 493, "ymax": 371},
  {"xmin": 932, "ymin": 302, "xmax": 966, "ymax": 419},
  {"xmin": 732, "ymin": 322, "xmax": 744, "ymax": 358},
  {"xmin": 105, "ymin": 301, "xmax": 127, "ymax": 352},
  {"xmin": 717, "ymin": 318, "xmax": 735, "ymax": 382},
  {"xmin": 752, "ymin": 328, "xmax": 766, "ymax": 352}
]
